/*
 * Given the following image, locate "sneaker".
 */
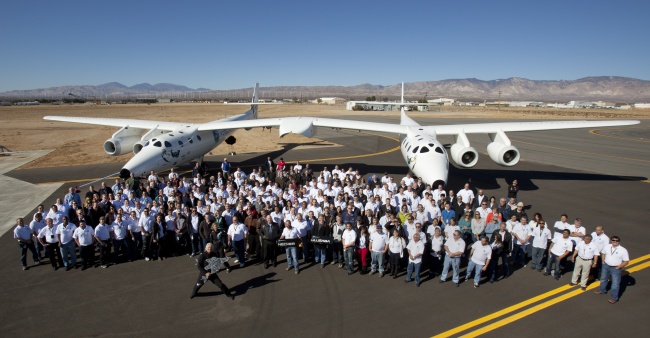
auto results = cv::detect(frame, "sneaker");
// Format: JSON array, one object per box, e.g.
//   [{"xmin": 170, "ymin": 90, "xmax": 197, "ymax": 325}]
[
  {"xmin": 416, "ymin": 282, "xmax": 421, "ymax": 287},
  {"xmin": 295, "ymin": 270, "xmax": 299, "ymax": 274},
  {"xmin": 347, "ymin": 271, "xmax": 354, "ymax": 275},
  {"xmin": 404, "ymin": 279, "xmax": 411, "ymax": 283},
  {"xmin": 339, "ymin": 263, "xmax": 344, "ymax": 269},
  {"xmin": 234, "ymin": 259, "xmax": 240, "ymax": 264},
  {"xmin": 379, "ymin": 272, "xmax": 385, "ymax": 278},
  {"xmin": 321, "ymin": 264, "xmax": 325, "ymax": 269},
  {"xmin": 286, "ymin": 267, "xmax": 291, "ymax": 271},
  {"xmin": 474, "ymin": 283, "xmax": 479, "ymax": 288},
  {"xmin": 22, "ymin": 266, "xmax": 27, "ymax": 271},
  {"xmin": 226, "ymin": 268, "xmax": 231, "ymax": 273},
  {"xmin": 101, "ymin": 265, "xmax": 108, "ymax": 269},
  {"xmin": 581, "ymin": 287, "xmax": 587, "ymax": 291},
  {"xmin": 569, "ymin": 282, "xmax": 577, "ymax": 286},
  {"xmin": 370, "ymin": 270, "xmax": 377, "ymax": 275},
  {"xmin": 145, "ymin": 257, "xmax": 150, "ymax": 261}
]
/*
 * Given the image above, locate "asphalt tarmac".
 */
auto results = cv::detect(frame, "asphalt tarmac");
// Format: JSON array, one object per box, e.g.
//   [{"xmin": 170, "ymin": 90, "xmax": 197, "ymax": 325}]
[{"xmin": 1, "ymin": 117, "xmax": 648, "ymax": 337}]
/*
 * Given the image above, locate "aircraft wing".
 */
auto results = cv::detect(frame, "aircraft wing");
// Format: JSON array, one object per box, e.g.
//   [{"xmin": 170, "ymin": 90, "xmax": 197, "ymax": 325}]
[
  {"xmin": 43, "ymin": 116, "xmax": 182, "ymax": 131},
  {"xmin": 421, "ymin": 120, "xmax": 640, "ymax": 135},
  {"xmin": 197, "ymin": 117, "xmax": 408, "ymax": 135}
]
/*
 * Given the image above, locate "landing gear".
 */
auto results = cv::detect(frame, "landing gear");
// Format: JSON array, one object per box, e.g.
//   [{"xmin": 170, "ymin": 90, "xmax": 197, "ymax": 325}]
[{"xmin": 225, "ymin": 136, "xmax": 237, "ymax": 156}]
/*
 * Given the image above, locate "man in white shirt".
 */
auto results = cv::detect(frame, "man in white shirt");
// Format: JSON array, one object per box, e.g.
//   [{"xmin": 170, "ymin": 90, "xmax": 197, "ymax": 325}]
[
  {"xmin": 530, "ymin": 220, "xmax": 552, "ymax": 271},
  {"xmin": 73, "ymin": 221, "xmax": 95, "ymax": 270},
  {"xmin": 38, "ymin": 218, "xmax": 62, "ymax": 270},
  {"xmin": 590, "ymin": 226, "xmax": 609, "ymax": 278},
  {"xmin": 440, "ymin": 230, "xmax": 466, "ymax": 286},
  {"xmin": 56, "ymin": 216, "xmax": 77, "ymax": 270},
  {"xmin": 595, "ymin": 236, "xmax": 629, "ymax": 303},
  {"xmin": 570, "ymin": 234, "xmax": 599, "ymax": 289},
  {"xmin": 14, "ymin": 218, "xmax": 40, "ymax": 270},
  {"xmin": 369, "ymin": 225, "xmax": 389, "ymax": 277},
  {"xmin": 112, "ymin": 214, "xmax": 130, "ymax": 264},
  {"xmin": 292, "ymin": 214, "xmax": 311, "ymax": 263},
  {"xmin": 342, "ymin": 222, "xmax": 357, "ymax": 275},
  {"xmin": 405, "ymin": 233, "xmax": 425, "ymax": 286},
  {"xmin": 29, "ymin": 213, "xmax": 46, "ymax": 260},
  {"xmin": 553, "ymin": 214, "xmax": 570, "ymax": 241},
  {"xmin": 280, "ymin": 220, "xmax": 300, "ymax": 273},
  {"xmin": 511, "ymin": 216, "xmax": 531, "ymax": 268},
  {"xmin": 227, "ymin": 216, "xmax": 248, "ymax": 268},
  {"xmin": 94, "ymin": 217, "xmax": 112, "ymax": 268},
  {"xmin": 568, "ymin": 218, "xmax": 586, "ymax": 246},
  {"xmin": 457, "ymin": 183, "xmax": 475, "ymax": 205},
  {"xmin": 544, "ymin": 229, "xmax": 574, "ymax": 280},
  {"xmin": 464, "ymin": 236, "xmax": 492, "ymax": 288}
]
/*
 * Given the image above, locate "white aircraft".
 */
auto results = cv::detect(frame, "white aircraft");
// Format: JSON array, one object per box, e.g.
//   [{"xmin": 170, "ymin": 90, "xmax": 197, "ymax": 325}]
[{"xmin": 44, "ymin": 83, "xmax": 640, "ymax": 187}]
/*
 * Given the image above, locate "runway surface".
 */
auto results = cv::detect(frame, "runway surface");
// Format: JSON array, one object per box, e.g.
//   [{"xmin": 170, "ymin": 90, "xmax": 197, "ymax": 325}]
[{"xmin": 1, "ymin": 117, "xmax": 648, "ymax": 337}]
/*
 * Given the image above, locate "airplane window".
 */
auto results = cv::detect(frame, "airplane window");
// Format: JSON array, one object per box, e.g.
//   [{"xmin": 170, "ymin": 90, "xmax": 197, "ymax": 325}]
[
  {"xmin": 164, "ymin": 141, "xmax": 172, "ymax": 148},
  {"xmin": 169, "ymin": 134, "xmax": 174, "ymax": 137},
  {"xmin": 407, "ymin": 146, "xmax": 411, "ymax": 151},
  {"xmin": 179, "ymin": 131, "xmax": 184, "ymax": 134},
  {"xmin": 420, "ymin": 147, "xmax": 430, "ymax": 153},
  {"xmin": 196, "ymin": 135, "xmax": 202, "ymax": 141},
  {"xmin": 178, "ymin": 141, "xmax": 183, "ymax": 145},
  {"xmin": 428, "ymin": 143, "xmax": 434, "ymax": 147},
  {"xmin": 412, "ymin": 146, "xmax": 419, "ymax": 153},
  {"xmin": 418, "ymin": 138, "xmax": 423, "ymax": 141},
  {"xmin": 153, "ymin": 141, "xmax": 162, "ymax": 147},
  {"xmin": 415, "ymin": 135, "xmax": 420, "ymax": 137},
  {"xmin": 188, "ymin": 139, "xmax": 193, "ymax": 144},
  {"xmin": 435, "ymin": 147, "xmax": 444, "ymax": 154},
  {"xmin": 151, "ymin": 138, "xmax": 157, "ymax": 142},
  {"xmin": 144, "ymin": 141, "xmax": 150, "ymax": 147}
]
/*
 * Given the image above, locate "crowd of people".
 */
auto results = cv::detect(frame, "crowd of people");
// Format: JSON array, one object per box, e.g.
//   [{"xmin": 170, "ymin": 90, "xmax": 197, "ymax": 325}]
[{"xmin": 14, "ymin": 157, "xmax": 630, "ymax": 303}]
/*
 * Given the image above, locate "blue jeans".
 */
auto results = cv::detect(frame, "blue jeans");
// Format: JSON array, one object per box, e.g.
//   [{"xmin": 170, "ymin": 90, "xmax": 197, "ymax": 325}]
[
  {"xmin": 441, "ymin": 256, "xmax": 460, "ymax": 283},
  {"xmin": 531, "ymin": 247, "xmax": 546, "ymax": 270},
  {"xmin": 599, "ymin": 264, "xmax": 623, "ymax": 301},
  {"xmin": 512, "ymin": 243, "xmax": 528, "ymax": 266},
  {"xmin": 314, "ymin": 246, "xmax": 327, "ymax": 264},
  {"xmin": 60, "ymin": 241, "xmax": 77, "ymax": 267},
  {"xmin": 406, "ymin": 262, "xmax": 422, "ymax": 283},
  {"xmin": 344, "ymin": 247, "xmax": 355, "ymax": 272},
  {"xmin": 371, "ymin": 251, "xmax": 385, "ymax": 273},
  {"xmin": 466, "ymin": 260, "xmax": 484, "ymax": 284},
  {"xmin": 18, "ymin": 242, "xmax": 39, "ymax": 267},
  {"xmin": 191, "ymin": 232, "xmax": 203, "ymax": 255},
  {"xmin": 546, "ymin": 253, "xmax": 562, "ymax": 277},
  {"xmin": 285, "ymin": 247, "xmax": 299, "ymax": 270},
  {"xmin": 233, "ymin": 239, "xmax": 245, "ymax": 265},
  {"xmin": 332, "ymin": 242, "xmax": 344, "ymax": 264}
]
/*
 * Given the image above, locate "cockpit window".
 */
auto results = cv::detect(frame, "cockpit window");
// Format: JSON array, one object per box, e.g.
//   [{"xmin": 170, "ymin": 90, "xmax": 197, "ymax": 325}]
[
  {"xmin": 164, "ymin": 141, "xmax": 172, "ymax": 148},
  {"xmin": 153, "ymin": 141, "xmax": 162, "ymax": 147},
  {"xmin": 196, "ymin": 135, "xmax": 202, "ymax": 141},
  {"xmin": 420, "ymin": 147, "xmax": 429, "ymax": 153},
  {"xmin": 412, "ymin": 146, "xmax": 419, "ymax": 153},
  {"xmin": 428, "ymin": 143, "xmax": 434, "ymax": 147},
  {"xmin": 435, "ymin": 147, "xmax": 444, "ymax": 154},
  {"xmin": 144, "ymin": 141, "xmax": 150, "ymax": 147}
]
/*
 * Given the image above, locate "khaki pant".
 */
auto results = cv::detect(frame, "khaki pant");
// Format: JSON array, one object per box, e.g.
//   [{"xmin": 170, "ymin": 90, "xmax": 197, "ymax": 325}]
[{"xmin": 571, "ymin": 256, "xmax": 593, "ymax": 287}]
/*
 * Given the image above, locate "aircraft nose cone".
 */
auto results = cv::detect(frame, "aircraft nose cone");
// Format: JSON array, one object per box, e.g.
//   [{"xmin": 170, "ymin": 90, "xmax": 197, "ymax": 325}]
[{"xmin": 119, "ymin": 168, "xmax": 131, "ymax": 179}]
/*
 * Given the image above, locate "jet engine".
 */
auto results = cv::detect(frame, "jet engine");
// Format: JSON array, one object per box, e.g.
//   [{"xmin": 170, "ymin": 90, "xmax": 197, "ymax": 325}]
[
  {"xmin": 487, "ymin": 130, "xmax": 520, "ymax": 166},
  {"xmin": 132, "ymin": 141, "xmax": 145, "ymax": 155},
  {"xmin": 104, "ymin": 125, "xmax": 142, "ymax": 156},
  {"xmin": 104, "ymin": 136, "xmax": 140, "ymax": 156},
  {"xmin": 449, "ymin": 132, "xmax": 479, "ymax": 168}
]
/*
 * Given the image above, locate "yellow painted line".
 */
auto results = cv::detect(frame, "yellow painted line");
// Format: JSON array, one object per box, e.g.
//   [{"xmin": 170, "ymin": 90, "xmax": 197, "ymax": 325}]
[
  {"xmin": 460, "ymin": 260, "xmax": 650, "ymax": 337},
  {"xmin": 432, "ymin": 253, "xmax": 650, "ymax": 338},
  {"xmin": 510, "ymin": 138, "xmax": 650, "ymax": 163},
  {"xmin": 589, "ymin": 126, "xmax": 650, "ymax": 143}
]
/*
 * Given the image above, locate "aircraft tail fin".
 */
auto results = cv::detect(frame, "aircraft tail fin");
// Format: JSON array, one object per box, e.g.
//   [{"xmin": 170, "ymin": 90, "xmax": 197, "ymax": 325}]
[
  {"xmin": 399, "ymin": 82, "xmax": 419, "ymax": 127},
  {"xmin": 251, "ymin": 83, "xmax": 259, "ymax": 119}
]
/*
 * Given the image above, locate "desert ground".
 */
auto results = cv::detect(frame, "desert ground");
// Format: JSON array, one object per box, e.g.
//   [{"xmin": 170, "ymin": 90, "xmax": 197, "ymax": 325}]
[{"xmin": 0, "ymin": 102, "xmax": 647, "ymax": 169}]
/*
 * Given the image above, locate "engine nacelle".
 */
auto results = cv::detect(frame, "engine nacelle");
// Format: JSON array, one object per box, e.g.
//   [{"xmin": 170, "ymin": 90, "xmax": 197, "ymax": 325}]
[
  {"xmin": 104, "ymin": 136, "xmax": 140, "ymax": 156},
  {"xmin": 450, "ymin": 143, "xmax": 479, "ymax": 168},
  {"xmin": 487, "ymin": 142, "xmax": 520, "ymax": 166},
  {"xmin": 132, "ymin": 141, "xmax": 145, "ymax": 155}
]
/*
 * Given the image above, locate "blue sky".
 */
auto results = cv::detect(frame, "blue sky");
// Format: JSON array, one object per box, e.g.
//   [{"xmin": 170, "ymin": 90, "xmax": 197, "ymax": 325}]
[{"xmin": 1, "ymin": 0, "xmax": 649, "ymax": 91}]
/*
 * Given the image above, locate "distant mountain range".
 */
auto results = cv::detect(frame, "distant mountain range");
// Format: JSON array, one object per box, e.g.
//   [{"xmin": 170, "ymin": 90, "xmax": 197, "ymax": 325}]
[{"xmin": 2, "ymin": 76, "xmax": 650, "ymax": 102}]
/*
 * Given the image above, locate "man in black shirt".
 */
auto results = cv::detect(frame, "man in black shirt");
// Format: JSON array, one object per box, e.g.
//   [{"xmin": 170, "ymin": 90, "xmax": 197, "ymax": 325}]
[{"xmin": 190, "ymin": 243, "xmax": 234, "ymax": 300}]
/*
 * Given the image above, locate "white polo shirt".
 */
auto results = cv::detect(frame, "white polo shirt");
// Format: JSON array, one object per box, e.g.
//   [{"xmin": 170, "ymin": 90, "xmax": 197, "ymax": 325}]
[
  {"xmin": 29, "ymin": 219, "xmax": 46, "ymax": 238},
  {"xmin": 56, "ymin": 223, "xmax": 77, "ymax": 245},
  {"xmin": 591, "ymin": 232, "xmax": 609, "ymax": 252},
  {"xmin": 281, "ymin": 227, "xmax": 299, "ymax": 239},
  {"xmin": 550, "ymin": 237, "xmax": 573, "ymax": 256},
  {"xmin": 228, "ymin": 222, "xmax": 248, "ymax": 241},
  {"xmin": 292, "ymin": 219, "xmax": 310, "ymax": 238},
  {"xmin": 470, "ymin": 241, "xmax": 492, "ymax": 265},
  {"xmin": 568, "ymin": 224, "xmax": 586, "ymax": 244},
  {"xmin": 370, "ymin": 232, "xmax": 388, "ymax": 252},
  {"xmin": 457, "ymin": 189, "xmax": 474, "ymax": 204},
  {"xmin": 14, "ymin": 225, "xmax": 33, "ymax": 241},
  {"xmin": 553, "ymin": 221, "xmax": 570, "ymax": 240},
  {"xmin": 430, "ymin": 235, "xmax": 444, "ymax": 256},
  {"xmin": 601, "ymin": 244, "xmax": 630, "ymax": 267},
  {"xmin": 38, "ymin": 226, "xmax": 59, "ymax": 244},
  {"xmin": 73, "ymin": 226, "xmax": 95, "ymax": 246},
  {"xmin": 342, "ymin": 229, "xmax": 357, "ymax": 247},
  {"xmin": 94, "ymin": 224, "xmax": 111, "ymax": 241},
  {"xmin": 511, "ymin": 223, "xmax": 531, "ymax": 246},
  {"xmin": 407, "ymin": 240, "xmax": 425, "ymax": 264},
  {"xmin": 531, "ymin": 226, "xmax": 552, "ymax": 249},
  {"xmin": 575, "ymin": 241, "xmax": 599, "ymax": 260},
  {"xmin": 444, "ymin": 225, "xmax": 460, "ymax": 239},
  {"xmin": 112, "ymin": 221, "xmax": 129, "ymax": 240},
  {"xmin": 444, "ymin": 238, "xmax": 466, "ymax": 255}
]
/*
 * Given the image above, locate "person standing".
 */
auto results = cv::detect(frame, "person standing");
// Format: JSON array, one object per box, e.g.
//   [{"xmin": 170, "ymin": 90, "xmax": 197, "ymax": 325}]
[
  {"xmin": 369, "ymin": 225, "xmax": 389, "ymax": 277},
  {"xmin": 428, "ymin": 226, "xmax": 444, "ymax": 278},
  {"xmin": 544, "ymin": 229, "xmax": 574, "ymax": 280},
  {"xmin": 259, "ymin": 215, "xmax": 280, "ymax": 268},
  {"xmin": 190, "ymin": 243, "xmax": 234, "ymax": 300},
  {"xmin": 14, "ymin": 218, "xmax": 40, "ymax": 270},
  {"xmin": 570, "ymin": 234, "xmax": 599, "ymax": 290},
  {"xmin": 56, "ymin": 216, "xmax": 77, "ymax": 270},
  {"xmin": 341, "ymin": 222, "xmax": 357, "ymax": 275},
  {"xmin": 29, "ymin": 213, "xmax": 46, "ymax": 260},
  {"xmin": 405, "ymin": 233, "xmax": 425, "ymax": 286},
  {"xmin": 331, "ymin": 215, "xmax": 346, "ymax": 268},
  {"xmin": 440, "ymin": 230, "xmax": 466, "ymax": 286},
  {"xmin": 112, "ymin": 214, "xmax": 131, "ymax": 264},
  {"xmin": 227, "ymin": 216, "xmax": 248, "ymax": 268},
  {"xmin": 280, "ymin": 220, "xmax": 300, "ymax": 274},
  {"xmin": 73, "ymin": 221, "xmax": 95, "ymax": 270},
  {"xmin": 530, "ymin": 220, "xmax": 552, "ymax": 271},
  {"xmin": 388, "ymin": 229, "xmax": 406, "ymax": 279},
  {"xmin": 489, "ymin": 223, "xmax": 512, "ymax": 280},
  {"xmin": 356, "ymin": 226, "xmax": 370, "ymax": 275},
  {"xmin": 38, "ymin": 218, "xmax": 62, "ymax": 270},
  {"xmin": 221, "ymin": 158, "xmax": 231, "ymax": 181},
  {"xmin": 94, "ymin": 217, "xmax": 112, "ymax": 268},
  {"xmin": 595, "ymin": 236, "xmax": 629, "ymax": 303},
  {"xmin": 464, "ymin": 236, "xmax": 492, "ymax": 288}
]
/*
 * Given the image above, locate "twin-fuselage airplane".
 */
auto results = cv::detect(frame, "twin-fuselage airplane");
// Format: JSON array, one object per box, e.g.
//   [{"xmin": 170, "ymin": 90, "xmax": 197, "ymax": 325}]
[{"xmin": 44, "ymin": 83, "xmax": 640, "ymax": 186}]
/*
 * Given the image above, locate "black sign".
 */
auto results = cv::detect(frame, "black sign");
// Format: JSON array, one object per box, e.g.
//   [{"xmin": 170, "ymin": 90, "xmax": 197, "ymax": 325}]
[
  {"xmin": 277, "ymin": 238, "xmax": 299, "ymax": 247},
  {"xmin": 311, "ymin": 236, "xmax": 333, "ymax": 245}
]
